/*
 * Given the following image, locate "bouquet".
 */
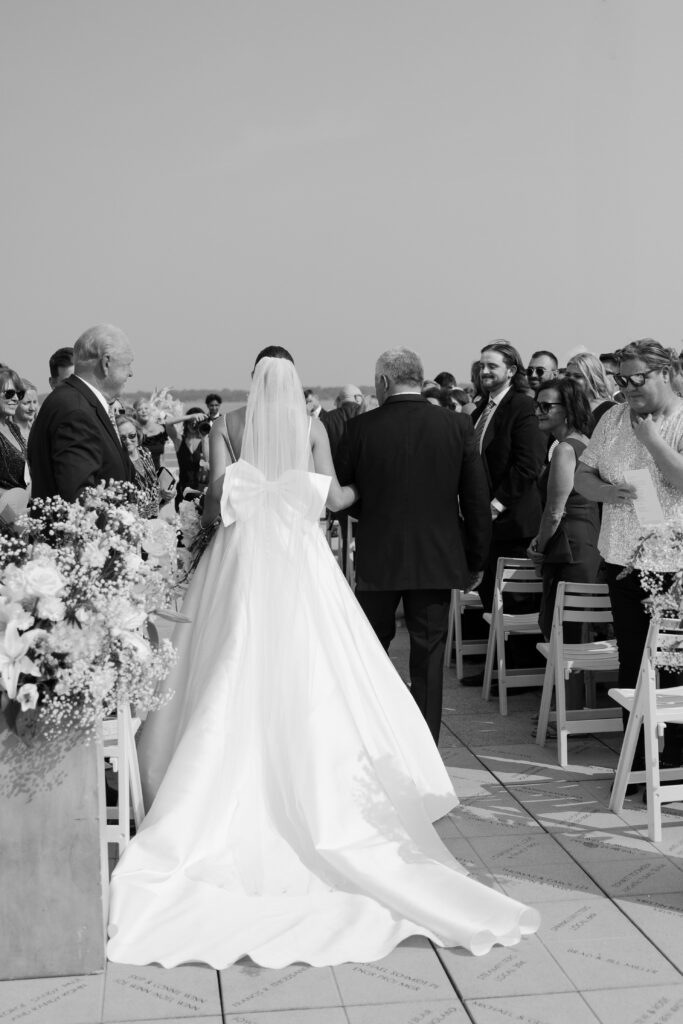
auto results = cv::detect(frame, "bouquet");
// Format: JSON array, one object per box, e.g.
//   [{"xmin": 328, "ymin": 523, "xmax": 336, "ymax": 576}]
[
  {"xmin": 148, "ymin": 386, "xmax": 185, "ymax": 425},
  {"xmin": 621, "ymin": 517, "xmax": 683, "ymax": 668},
  {"xmin": 177, "ymin": 495, "xmax": 219, "ymax": 582},
  {"xmin": 0, "ymin": 481, "xmax": 178, "ymax": 743}
]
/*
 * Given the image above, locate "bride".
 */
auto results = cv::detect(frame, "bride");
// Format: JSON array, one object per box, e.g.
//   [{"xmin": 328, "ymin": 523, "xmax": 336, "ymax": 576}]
[{"xmin": 107, "ymin": 347, "xmax": 540, "ymax": 968}]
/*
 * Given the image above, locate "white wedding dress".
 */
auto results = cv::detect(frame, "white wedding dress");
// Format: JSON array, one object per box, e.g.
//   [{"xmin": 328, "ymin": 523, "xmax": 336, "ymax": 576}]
[{"xmin": 107, "ymin": 358, "xmax": 539, "ymax": 969}]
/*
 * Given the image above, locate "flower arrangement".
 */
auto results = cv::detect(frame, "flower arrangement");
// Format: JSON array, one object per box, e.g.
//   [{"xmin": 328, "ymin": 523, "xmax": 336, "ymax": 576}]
[
  {"xmin": 0, "ymin": 482, "xmax": 178, "ymax": 742},
  {"xmin": 177, "ymin": 495, "xmax": 219, "ymax": 582},
  {"xmin": 148, "ymin": 386, "xmax": 185, "ymax": 425},
  {"xmin": 622, "ymin": 517, "xmax": 683, "ymax": 668}
]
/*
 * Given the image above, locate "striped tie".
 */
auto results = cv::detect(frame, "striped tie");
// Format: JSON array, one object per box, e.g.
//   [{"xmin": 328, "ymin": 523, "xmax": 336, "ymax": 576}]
[
  {"xmin": 473, "ymin": 399, "xmax": 495, "ymax": 452},
  {"xmin": 108, "ymin": 404, "xmax": 122, "ymax": 444}
]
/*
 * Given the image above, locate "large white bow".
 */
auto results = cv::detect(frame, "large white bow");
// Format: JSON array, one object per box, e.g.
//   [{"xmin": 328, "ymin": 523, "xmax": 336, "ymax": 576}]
[{"xmin": 220, "ymin": 460, "xmax": 330, "ymax": 527}]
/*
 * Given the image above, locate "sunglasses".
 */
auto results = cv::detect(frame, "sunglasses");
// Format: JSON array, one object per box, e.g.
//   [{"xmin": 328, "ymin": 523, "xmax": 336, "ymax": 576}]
[
  {"xmin": 612, "ymin": 367, "xmax": 666, "ymax": 389},
  {"xmin": 526, "ymin": 367, "xmax": 551, "ymax": 379},
  {"xmin": 119, "ymin": 431, "xmax": 138, "ymax": 441},
  {"xmin": 534, "ymin": 401, "xmax": 564, "ymax": 415},
  {"xmin": 1, "ymin": 389, "xmax": 25, "ymax": 401}
]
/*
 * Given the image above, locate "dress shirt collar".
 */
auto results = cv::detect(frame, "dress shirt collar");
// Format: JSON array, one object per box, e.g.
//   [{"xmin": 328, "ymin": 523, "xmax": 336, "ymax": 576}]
[
  {"xmin": 73, "ymin": 375, "xmax": 111, "ymax": 414},
  {"xmin": 485, "ymin": 383, "xmax": 512, "ymax": 408}
]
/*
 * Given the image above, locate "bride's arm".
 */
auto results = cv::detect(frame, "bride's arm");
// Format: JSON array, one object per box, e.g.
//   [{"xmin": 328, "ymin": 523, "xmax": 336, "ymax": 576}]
[
  {"xmin": 310, "ymin": 418, "xmax": 359, "ymax": 512},
  {"xmin": 201, "ymin": 419, "xmax": 230, "ymax": 526}
]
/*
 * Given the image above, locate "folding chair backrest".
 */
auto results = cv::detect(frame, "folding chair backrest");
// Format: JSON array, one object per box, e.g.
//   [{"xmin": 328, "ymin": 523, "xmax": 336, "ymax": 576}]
[
  {"xmin": 495, "ymin": 557, "xmax": 543, "ymax": 597},
  {"xmin": 557, "ymin": 582, "xmax": 614, "ymax": 624}
]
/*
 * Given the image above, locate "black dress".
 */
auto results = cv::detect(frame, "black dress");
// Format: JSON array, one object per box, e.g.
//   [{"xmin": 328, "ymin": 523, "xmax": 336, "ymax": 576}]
[
  {"xmin": 538, "ymin": 437, "xmax": 602, "ymax": 641},
  {"xmin": 141, "ymin": 427, "xmax": 169, "ymax": 471},
  {"xmin": 0, "ymin": 422, "xmax": 28, "ymax": 490},
  {"xmin": 175, "ymin": 437, "xmax": 205, "ymax": 509}
]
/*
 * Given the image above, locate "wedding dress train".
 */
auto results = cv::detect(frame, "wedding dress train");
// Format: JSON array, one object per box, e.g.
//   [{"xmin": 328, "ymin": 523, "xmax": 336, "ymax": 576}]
[{"xmin": 107, "ymin": 360, "xmax": 539, "ymax": 969}]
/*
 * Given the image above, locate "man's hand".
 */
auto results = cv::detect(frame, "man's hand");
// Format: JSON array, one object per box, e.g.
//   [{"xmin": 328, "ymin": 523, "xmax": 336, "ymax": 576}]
[
  {"xmin": 611, "ymin": 480, "xmax": 637, "ymax": 505},
  {"xmin": 466, "ymin": 571, "xmax": 484, "ymax": 592}
]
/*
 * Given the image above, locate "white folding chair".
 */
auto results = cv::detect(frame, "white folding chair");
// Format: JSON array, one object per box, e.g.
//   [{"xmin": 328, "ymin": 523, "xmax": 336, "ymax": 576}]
[
  {"xmin": 445, "ymin": 589, "xmax": 487, "ymax": 674},
  {"xmin": 103, "ymin": 702, "xmax": 144, "ymax": 857},
  {"xmin": 609, "ymin": 617, "xmax": 683, "ymax": 842},
  {"xmin": 481, "ymin": 557, "xmax": 545, "ymax": 715},
  {"xmin": 535, "ymin": 582, "xmax": 621, "ymax": 767}
]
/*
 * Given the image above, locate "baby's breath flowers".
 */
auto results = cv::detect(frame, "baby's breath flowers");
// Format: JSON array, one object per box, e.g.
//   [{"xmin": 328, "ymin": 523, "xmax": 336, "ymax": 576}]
[
  {"xmin": 620, "ymin": 517, "xmax": 683, "ymax": 668},
  {"xmin": 0, "ymin": 481, "xmax": 178, "ymax": 742}
]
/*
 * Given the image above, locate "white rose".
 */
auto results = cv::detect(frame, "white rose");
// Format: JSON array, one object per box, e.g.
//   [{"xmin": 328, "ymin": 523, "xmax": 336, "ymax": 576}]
[
  {"xmin": 108, "ymin": 597, "xmax": 146, "ymax": 633},
  {"xmin": 75, "ymin": 607, "xmax": 90, "ymax": 624},
  {"xmin": 1, "ymin": 564, "xmax": 28, "ymax": 603},
  {"xmin": 88, "ymin": 666, "xmax": 116, "ymax": 701},
  {"xmin": 22, "ymin": 561, "xmax": 65, "ymax": 599},
  {"xmin": 116, "ymin": 508, "xmax": 136, "ymax": 528},
  {"xmin": 81, "ymin": 541, "xmax": 107, "ymax": 569},
  {"xmin": 123, "ymin": 551, "xmax": 143, "ymax": 575},
  {"xmin": 141, "ymin": 519, "xmax": 176, "ymax": 557},
  {"xmin": 37, "ymin": 596, "xmax": 66, "ymax": 622},
  {"xmin": 17, "ymin": 682, "xmax": 39, "ymax": 711},
  {"xmin": 0, "ymin": 598, "xmax": 34, "ymax": 631}
]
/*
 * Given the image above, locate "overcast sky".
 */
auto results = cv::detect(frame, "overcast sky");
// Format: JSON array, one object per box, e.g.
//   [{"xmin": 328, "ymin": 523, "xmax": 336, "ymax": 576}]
[{"xmin": 3, "ymin": 1, "xmax": 683, "ymax": 393}]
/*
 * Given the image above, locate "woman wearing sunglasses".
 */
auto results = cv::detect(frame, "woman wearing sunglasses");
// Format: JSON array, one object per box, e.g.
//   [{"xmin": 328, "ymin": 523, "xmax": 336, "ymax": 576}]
[
  {"xmin": 528, "ymin": 378, "xmax": 600, "ymax": 644},
  {"xmin": 116, "ymin": 414, "xmax": 175, "ymax": 519},
  {"xmin": 576, "ymin": 339, "xmax": 683, "ymax": 781},
  {"xmin": 0, "ymin": 367, "xmax": 31, "ymax": 528}
]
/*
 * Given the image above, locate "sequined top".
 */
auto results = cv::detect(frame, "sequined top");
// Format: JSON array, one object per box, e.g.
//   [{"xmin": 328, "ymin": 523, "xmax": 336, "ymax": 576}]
[
  {"xmin": 580, "ymin": 402, "xmax": 683, "ymax": 567},
  {"xmin": 0, "ymin": 422, "xmax": 28, "ymax": 490}
]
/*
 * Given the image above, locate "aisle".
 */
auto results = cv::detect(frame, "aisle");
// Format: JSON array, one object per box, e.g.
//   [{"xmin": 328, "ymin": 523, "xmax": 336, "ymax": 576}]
[{"xmin": 2, "ymin": 625, "xmax": 683, "ymax": 1024}]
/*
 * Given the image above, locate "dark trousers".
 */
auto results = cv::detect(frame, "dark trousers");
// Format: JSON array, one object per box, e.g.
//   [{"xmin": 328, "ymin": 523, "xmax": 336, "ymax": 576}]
[
  {"xmin": 605, "ymin": 563, "xmax": 683, "ymax": 766},
  {"xmin": 356, "ymin": 588, "xmax": 451, "ymax": 744}
]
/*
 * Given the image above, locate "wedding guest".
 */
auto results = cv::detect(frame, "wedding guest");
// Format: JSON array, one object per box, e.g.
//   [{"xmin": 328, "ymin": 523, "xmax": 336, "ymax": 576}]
[
  {"xmin": 116, "ymin": 414, "xmax": 174, "ymax": 518},
  {"xmin": 599, "ymin": 352, "xmax": 625, "ymax": 402},
  {"xmin": 174, "ymin": 407, "xmax": 210, "ymax": 508},
  {"xmin": 133, "ymin": 397, "xmax": 200, "ymax": 472},
  {"xmin": 14, "ymin": 379, "xmax": 39, "ymax": 442},
  {"xmin": 672, "ymin": 354, "xmax": 683, "ymax": 396},
  {"xmin": 564, "ymin": 352, "xmax": 614, "ymax": 429},
  {"xmin": 206, "ymin": 393, "xmax": 222, "ymax": 421},
  {"xmin": 0, "ymin": 367, "xmax": 30, "ymax": 526},
  {"xmin": 434, "ymin": 371, "xmax": 457, "ymax": 390},
  {"xmin": 526, "ymin": 350, "xmax": 559, "ymax": 394},
  {"xmin": 322, "ymin": 385, "xmax": 363, "ymax": 462},
  {"xmin": 359, "ymin": 394, "xmax": 379, "ymax": 413},
  {"xmin": 527, "ymin": 377, "xmax": 600, "ymax": 641},
  {"xmin": 29, "ymin": 324, "xmax": 135, "ymax": 501},
  {"xmin": 576, "ymin": 339, "xmax": 683, "ymax": 775},
  {"xmin": 48, "ymin": 347, "xmax": 74, "ymax": 390},
  {"xmin": 304, "ymin": 388, "xmax": 323, "ymax": 418}
]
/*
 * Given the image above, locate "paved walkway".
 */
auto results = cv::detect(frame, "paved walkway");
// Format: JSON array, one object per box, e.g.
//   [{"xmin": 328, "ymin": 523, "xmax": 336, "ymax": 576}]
[{"xmin": 2, "ymin": 625, "xmax": 683, "ymax": 1024}]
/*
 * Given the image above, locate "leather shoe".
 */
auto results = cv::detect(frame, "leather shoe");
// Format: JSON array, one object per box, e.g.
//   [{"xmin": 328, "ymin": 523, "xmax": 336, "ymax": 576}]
[{"xmin": 460, "ymin": 671, "xmax": 485, "ymax": 688}]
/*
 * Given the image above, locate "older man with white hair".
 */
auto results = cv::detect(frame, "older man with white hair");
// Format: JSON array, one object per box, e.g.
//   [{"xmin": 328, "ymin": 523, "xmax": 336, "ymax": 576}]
[
  {"xmin": 28, "ymin": 323, "xmax": 135, "ymax": 501},
  {"xmin": 337, "ymin": 348, "xmax": 491, "ymax": 742}
]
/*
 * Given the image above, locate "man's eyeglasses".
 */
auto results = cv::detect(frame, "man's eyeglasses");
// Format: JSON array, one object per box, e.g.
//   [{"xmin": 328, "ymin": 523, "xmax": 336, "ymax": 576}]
[
  {"xmin": 612, "ymin": 367, "xmax": 667, "ymax": 389},
  {"xmin": 1, "ymin": 389, "xmax": 25, "ymax": 401},
  {"xmin": 534, "ymin": 401, "xmax": 564, "ymax": 415},
  {"xmin": 527, "ymin": 367, "xmax": 550, "ymax": 379}
]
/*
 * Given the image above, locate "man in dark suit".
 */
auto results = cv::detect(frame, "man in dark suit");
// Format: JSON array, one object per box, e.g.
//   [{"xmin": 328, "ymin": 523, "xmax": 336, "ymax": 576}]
[
  {"xmin": 472, "ymin": 339, "xmax": 547, "ymax": 616},
  {"xmin": 29, "ymin": 324, "xmax": 135, "ymax": 502},
  {"xmin": 337, "ymin": 348, "xmax": 491, "ymax": 742}
]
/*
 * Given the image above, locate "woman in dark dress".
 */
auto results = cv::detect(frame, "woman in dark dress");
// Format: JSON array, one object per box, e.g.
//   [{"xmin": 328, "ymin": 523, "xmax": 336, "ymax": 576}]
[
  {"xmin": 527, "ymin": 377, "xmax": 601, "ymax": 641},
  {"xmin": 174, "ymin": 407, "xmax": 209, "ymax": 509},
  {"xmin": 0, "ymin": 367, "xmax": 30, "ymax": 527}
]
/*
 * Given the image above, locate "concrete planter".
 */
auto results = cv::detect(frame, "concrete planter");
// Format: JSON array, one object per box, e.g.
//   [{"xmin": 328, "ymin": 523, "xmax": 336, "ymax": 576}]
[{"xmin": 0, "ymin": 716, "xmax": 108, "ymax": 980}]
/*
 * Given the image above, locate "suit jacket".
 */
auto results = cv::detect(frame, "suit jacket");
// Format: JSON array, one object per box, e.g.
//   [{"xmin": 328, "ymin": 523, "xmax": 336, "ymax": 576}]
[
  {"xmin": 336, "ymin": 394, "xmax": 491, "ymax": 590},
  {"xmin": 28, "ymin": 376, "xmax": 134, "ymax": 502},
  {"xmin": 471, "ymin": 388, "xmax": 546, "ymax": 542},
  {"xmin": 322, "ymin": 402, "xmax": 363, "ymax": 466}
]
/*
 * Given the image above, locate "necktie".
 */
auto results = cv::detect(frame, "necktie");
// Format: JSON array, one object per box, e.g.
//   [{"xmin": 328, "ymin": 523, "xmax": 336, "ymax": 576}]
[
  {"xmin": 473, "ymin": 399, "xmax": 495, "ymax": 452},
  {"xmin": 108, "ymin": 404, "xmax": 122, "ymax": 444}
]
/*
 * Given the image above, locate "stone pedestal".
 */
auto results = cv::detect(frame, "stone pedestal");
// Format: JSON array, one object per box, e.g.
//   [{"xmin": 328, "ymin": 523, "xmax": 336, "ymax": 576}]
[{"xmin": 0, "ymin": 718, "xmax": 108, "ymax": 980}]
